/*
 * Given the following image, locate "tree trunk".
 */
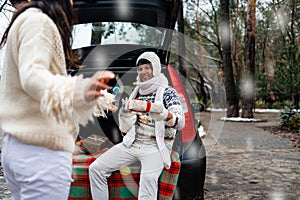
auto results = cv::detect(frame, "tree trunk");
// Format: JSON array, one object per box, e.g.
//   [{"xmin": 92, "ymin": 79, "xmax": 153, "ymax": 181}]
[
  {"xmin": 195, "ymin": 0, "xmax": 208, "ymax": 108},
  {"xmin": 294, "ymin": 94, "xmax": 299, "ymax": 110},
  {"xmin": 177, "ymin": 0, "xmax": 187, "ymax": 78},
  {"xmin": 241, "ymin": 0, "xmax": 256, "ymax": 118},
  {"xmin": 290, "ymin": 0, "xmax": 299, "ymax": 110},
  {"xmin": 220, "ymin": 0, "xmax": 239, "ymax": 117},
  {"xmin": 231, "ymin": 0, "xmax": 239, "ymax": 81}
]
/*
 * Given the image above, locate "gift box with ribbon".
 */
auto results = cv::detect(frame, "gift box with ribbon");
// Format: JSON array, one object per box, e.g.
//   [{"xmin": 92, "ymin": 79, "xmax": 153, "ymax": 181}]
[{"xmin": 127, "ymin": 99, "xmax": 163, "ymax": 113}]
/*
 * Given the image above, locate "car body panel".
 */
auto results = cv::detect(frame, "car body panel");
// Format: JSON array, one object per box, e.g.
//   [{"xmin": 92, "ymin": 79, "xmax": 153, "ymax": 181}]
[{"xmin": 73, "ymin": 0, "xmax": 179, "ymax": 29}]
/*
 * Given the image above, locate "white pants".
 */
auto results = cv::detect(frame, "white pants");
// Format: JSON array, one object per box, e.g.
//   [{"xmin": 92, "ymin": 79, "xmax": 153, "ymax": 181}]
[
  {"xmin": 89, "ymin": 140, "xmax": 165, "ymax": 200},
  {"xmin": 1, "ymin": 134, "xmax": 73, "ymax": 200}
]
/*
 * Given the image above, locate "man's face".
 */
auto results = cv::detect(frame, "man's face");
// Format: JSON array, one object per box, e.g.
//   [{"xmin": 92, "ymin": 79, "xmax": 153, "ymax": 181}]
[{"xmin": 137, "ymin": 64, "xmax": 153, "ymax": 82}]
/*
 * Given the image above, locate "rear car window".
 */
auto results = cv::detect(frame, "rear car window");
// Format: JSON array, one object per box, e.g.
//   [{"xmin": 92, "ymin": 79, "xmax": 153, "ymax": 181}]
[{"xmin": 72, "ymin": 22, "xmax": 165, "ymax": 49}]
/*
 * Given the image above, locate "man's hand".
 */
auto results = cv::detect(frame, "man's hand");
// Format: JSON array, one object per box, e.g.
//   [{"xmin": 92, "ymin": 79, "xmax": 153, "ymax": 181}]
[
  {"xmin": 119, "ymin": 98, "xmax": 137, "ymax": 132},
  {"xmin": 149, "ymin": 102, "xmax": 169, "ymax": 121},
  {"xmin": 119, "ymin": 98, "xmax": 136, "ymax": 117}
]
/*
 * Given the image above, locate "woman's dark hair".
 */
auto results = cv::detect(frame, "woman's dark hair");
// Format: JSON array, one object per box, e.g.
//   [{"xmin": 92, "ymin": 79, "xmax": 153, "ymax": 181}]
[
  {"xmin": 0, "ymin": 0, "xmax": 79, "ymax": 69},
  {"xmin": 9, "ymin": 0, "xmax": 27, "ymax": 7}
]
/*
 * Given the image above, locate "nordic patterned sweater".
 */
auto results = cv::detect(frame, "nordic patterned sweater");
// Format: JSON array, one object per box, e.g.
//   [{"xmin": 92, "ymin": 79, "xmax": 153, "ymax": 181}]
[
  {"xmin": 0, "ymin": 8, "xmax": 95, "ymax": 152},
  {"xmin": 135, "ymin": 86, "xmax": 185, "ymax": 147}
]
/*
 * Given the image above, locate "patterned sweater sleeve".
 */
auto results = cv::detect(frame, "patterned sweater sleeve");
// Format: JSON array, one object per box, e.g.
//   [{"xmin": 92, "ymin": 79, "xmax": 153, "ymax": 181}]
[{"xmin": 163, "ymin": 87, "xmax": 185, "ymax": 130}]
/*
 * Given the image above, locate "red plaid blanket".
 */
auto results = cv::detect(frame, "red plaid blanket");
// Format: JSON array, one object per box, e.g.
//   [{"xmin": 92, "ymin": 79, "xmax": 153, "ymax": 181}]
[{"xmin": 69, "ymin": 144, "xmax": 180, "ymax": 200}]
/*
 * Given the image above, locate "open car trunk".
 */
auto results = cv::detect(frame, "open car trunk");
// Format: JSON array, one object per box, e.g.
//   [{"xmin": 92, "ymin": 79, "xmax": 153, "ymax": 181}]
[{"xmin": 70, "ymin": 1, "xmax": 206, "ymax": 199}]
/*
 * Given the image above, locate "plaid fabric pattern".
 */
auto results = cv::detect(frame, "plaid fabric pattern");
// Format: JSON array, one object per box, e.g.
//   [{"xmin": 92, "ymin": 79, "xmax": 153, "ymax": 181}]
[
  {"xmin": 69, "ymin": 145, "xmax": 180, "ymax": 200},
  {"xmin": 108, "ymin": 165, "xmax": 141, "ymax": 200},
  {"xmin": 158, "ymin": 152, "xmax": 180, "ymax": 199},
  {"xmin": 69, "ymin": 146, "xmax": 108, "ymax": 200}
]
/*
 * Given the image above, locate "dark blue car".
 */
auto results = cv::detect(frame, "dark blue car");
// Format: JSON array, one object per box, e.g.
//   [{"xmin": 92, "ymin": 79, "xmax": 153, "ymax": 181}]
[{"xmin": 71, "ymin": 1, "xmax": 206, "ymax": 199}]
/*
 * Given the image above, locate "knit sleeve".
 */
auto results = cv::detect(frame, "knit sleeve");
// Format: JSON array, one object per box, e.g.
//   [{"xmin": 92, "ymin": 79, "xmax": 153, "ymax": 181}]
[
  {"xmin": 163, "ymin": 87, "xmax": 185, "ymax": 130},
  {"xmin": 16, "ymin": 10, "xmax": 95, "ymax": 126},
  {"xmin": 40, "ymin": 74, "xmax": 95, "ymax": 126},
  {"xmin": 17, "ymin": 11, "xmax": 64, "ymax": 101}
]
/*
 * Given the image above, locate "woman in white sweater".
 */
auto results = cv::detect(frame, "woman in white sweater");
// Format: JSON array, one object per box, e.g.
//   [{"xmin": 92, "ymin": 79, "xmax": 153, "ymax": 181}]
[{"xmin": 0, "ymin": 0, "xmax": 114, "ymax": 199}]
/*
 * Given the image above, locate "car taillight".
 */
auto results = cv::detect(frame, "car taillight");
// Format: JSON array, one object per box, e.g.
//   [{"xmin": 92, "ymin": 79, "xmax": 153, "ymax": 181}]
[{"xmin": 167, "ymin": 65, "xmax": 196, "ymax": 143}]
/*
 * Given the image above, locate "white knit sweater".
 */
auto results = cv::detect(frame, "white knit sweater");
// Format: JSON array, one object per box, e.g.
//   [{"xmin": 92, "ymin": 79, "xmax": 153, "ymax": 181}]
[{"xmin": 0, "ymin": 8, "xmax": 95, "ymax": 152}]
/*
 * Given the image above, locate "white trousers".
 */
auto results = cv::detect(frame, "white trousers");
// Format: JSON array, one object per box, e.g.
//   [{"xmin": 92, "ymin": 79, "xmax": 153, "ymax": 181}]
[
  {"xmin": 89, "ymin": 140, "xmax": 165, "ymax": 200},
  {"xmin": 1, "ymin": 134, "xmax": 73, "ymax": 200}
]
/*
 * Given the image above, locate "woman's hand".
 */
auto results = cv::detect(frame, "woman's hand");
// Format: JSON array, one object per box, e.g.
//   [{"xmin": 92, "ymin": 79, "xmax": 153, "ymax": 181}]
[{"xmin": 84, "ymin": 70, "xmax": 115, "ymax": 102}]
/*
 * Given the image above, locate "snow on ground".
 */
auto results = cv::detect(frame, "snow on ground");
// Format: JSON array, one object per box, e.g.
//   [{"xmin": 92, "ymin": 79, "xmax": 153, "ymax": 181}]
[
  {"xmin": 206, "ymin": 108, "xmax": 285, "ymax": 122},
  {"xmin": 220, "ymin": 117, "xmax": 263, "ymax": 122},
  {"xmin": 198, "ymin": 125, "xmax": 207, "ymax": 138},
  {"xmin": 207, "ymin": 108, "xmax": 283, "ymax": 113}
]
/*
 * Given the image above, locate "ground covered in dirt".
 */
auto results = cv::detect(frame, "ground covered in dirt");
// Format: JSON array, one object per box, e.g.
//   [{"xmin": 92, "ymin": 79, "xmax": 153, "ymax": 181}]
[{"xmin": 261, "ymin": 125, "xmax": 300, "ymax": 148}]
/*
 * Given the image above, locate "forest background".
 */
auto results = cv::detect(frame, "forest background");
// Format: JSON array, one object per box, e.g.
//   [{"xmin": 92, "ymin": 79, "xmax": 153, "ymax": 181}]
[
  {"xmin": 0, "ymin": 0, "xmax": 299, "ymax": 121},
  {"xmin": 171, "ymin": 0, "xmax": 299, "ymax": 120}
]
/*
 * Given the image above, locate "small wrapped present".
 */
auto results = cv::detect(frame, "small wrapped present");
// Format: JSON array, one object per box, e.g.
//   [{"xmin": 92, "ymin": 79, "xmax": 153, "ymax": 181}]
[
  {"xmin": 127, "ymin": 99, "xmax": 163, "ymax": 113},
  {"xmin": 81, "ymin": 134, "xmax": 113, "ymax": 154}
]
